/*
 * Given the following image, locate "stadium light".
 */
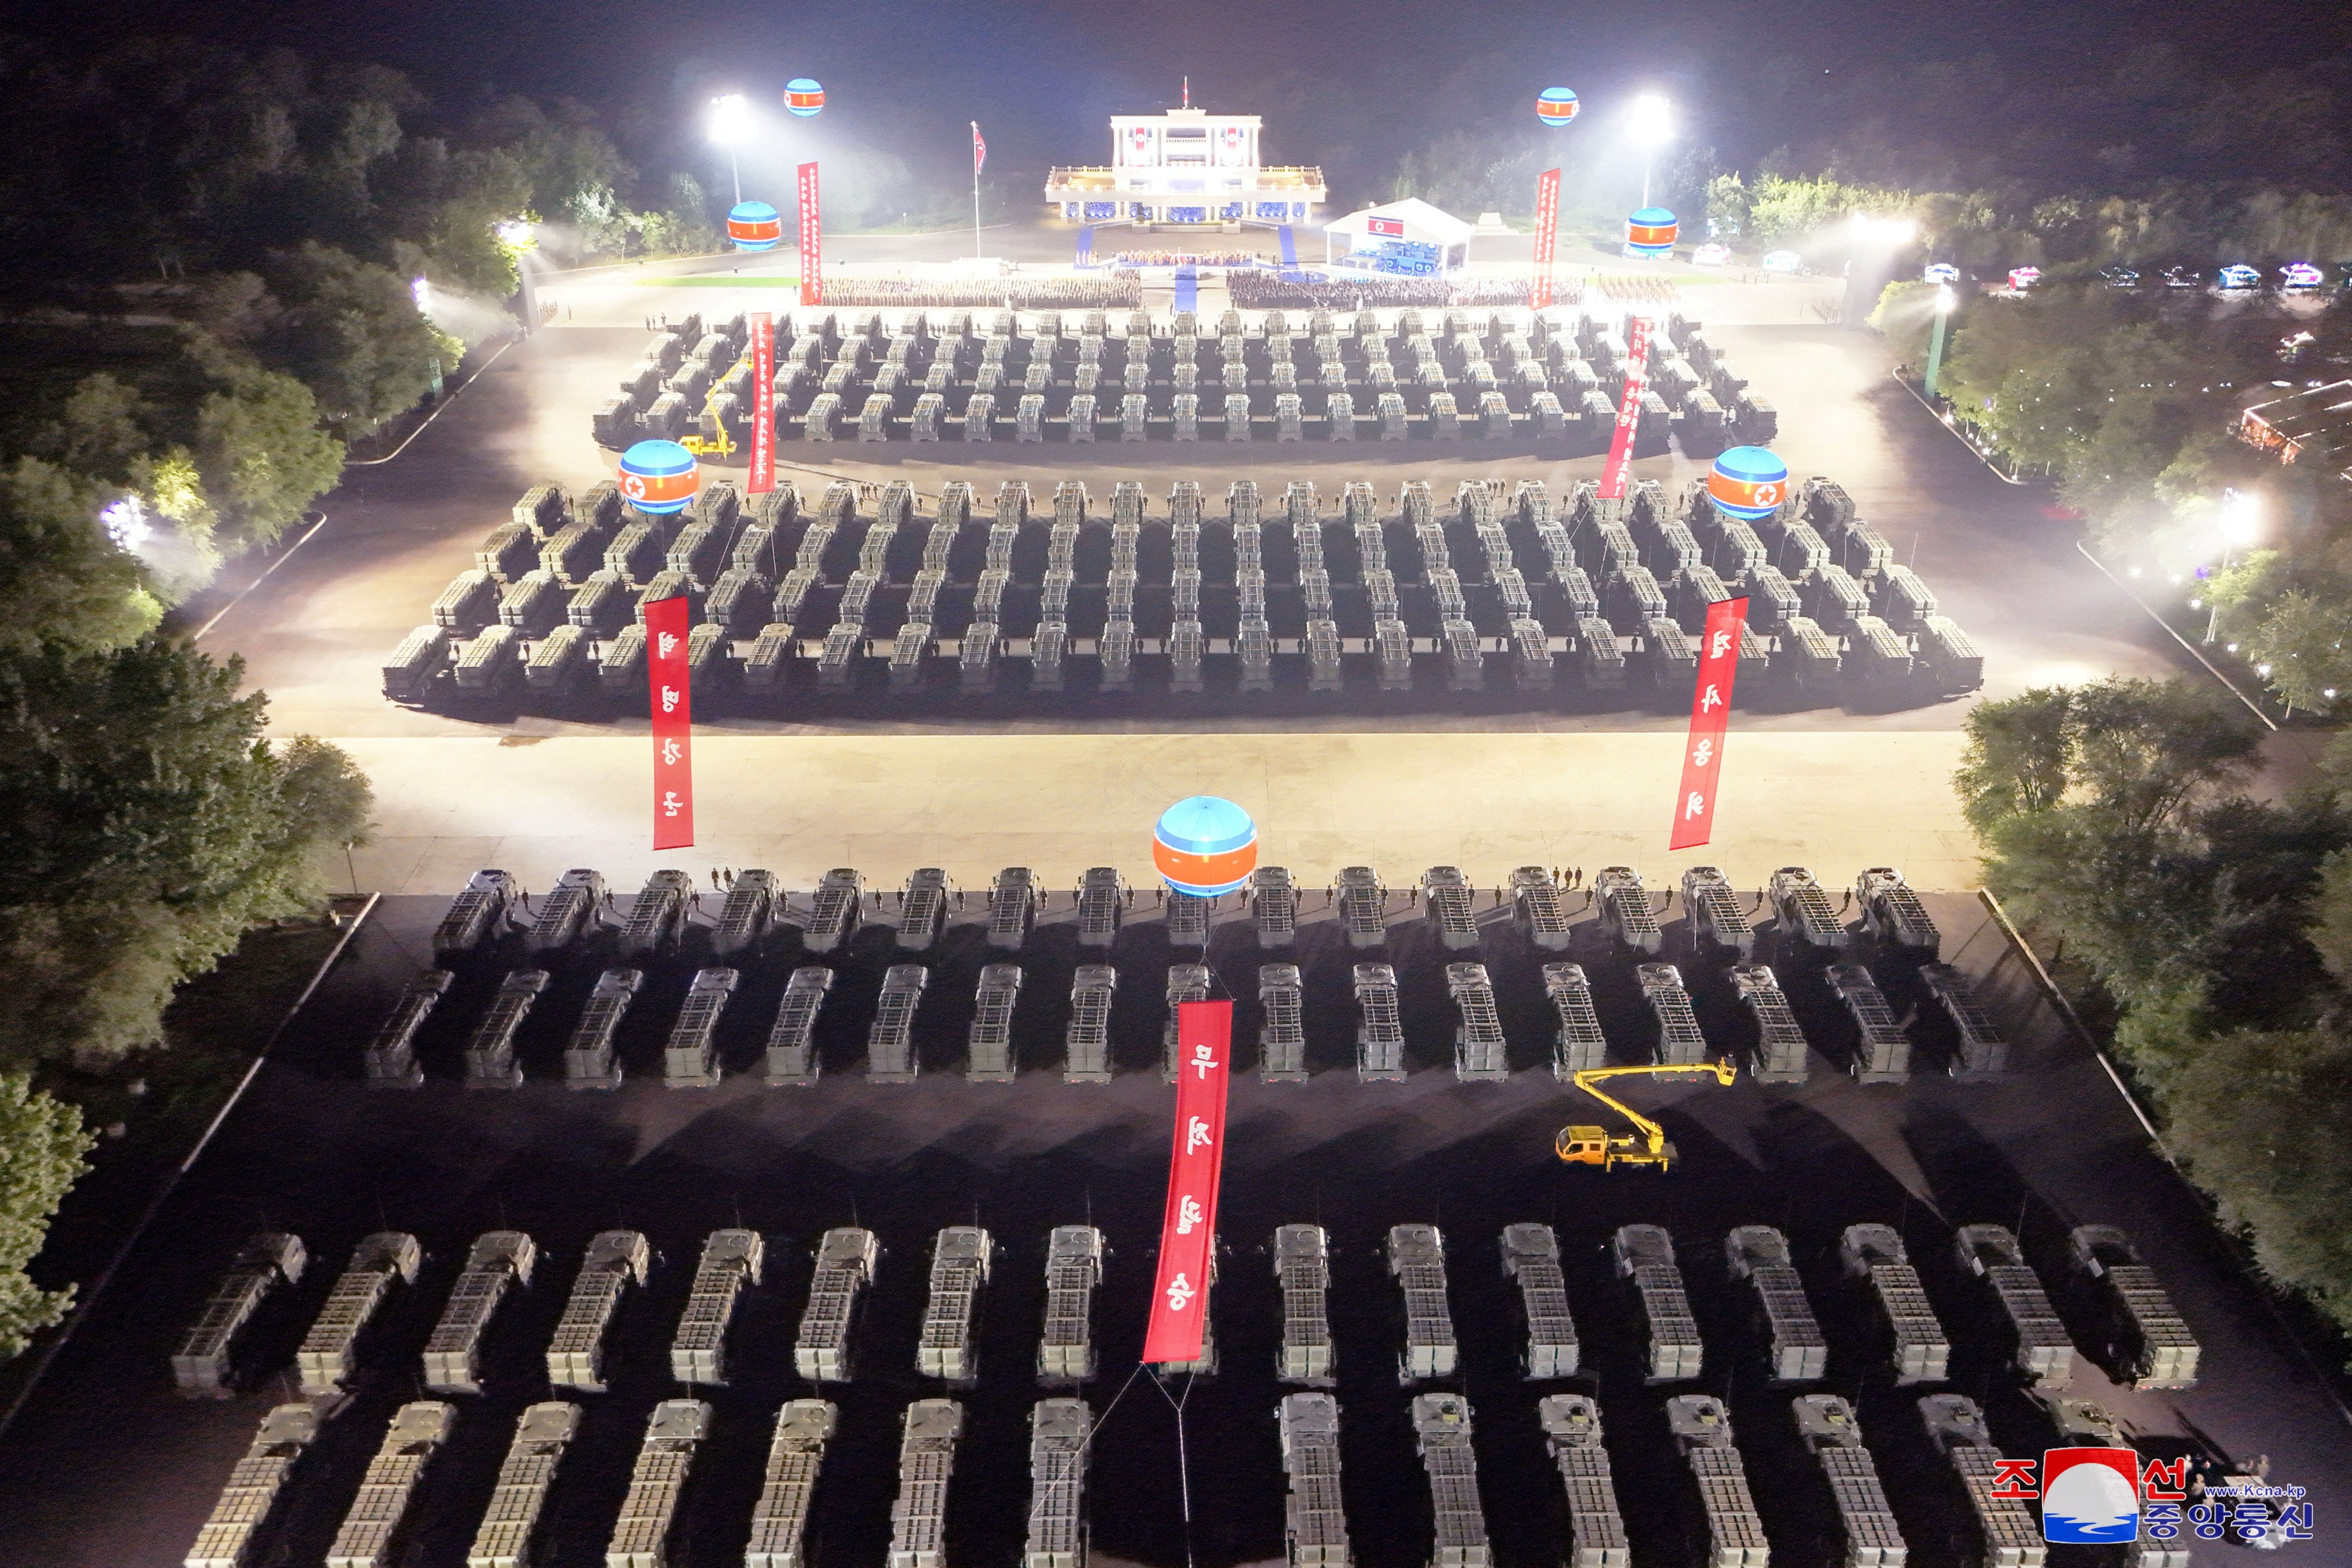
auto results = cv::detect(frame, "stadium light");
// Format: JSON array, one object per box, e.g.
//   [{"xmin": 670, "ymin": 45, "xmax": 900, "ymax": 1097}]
[
  {"xmin": 2222, "ymin": 489, "xmax": 2262, "ymax": 547},
  {"xmin": 100, "ymin": 496, "xmax": 150, "ymax": 551},
  {"xmin": 711, "ymin": 93, "xmax": 752, "ymax": 204},
  {"xmin": 2205, "ymin": 489, "xmax": 2264, "ymax": 643},
  {"xmin": 1629, "ymin": 95, "xmax": 1671, "ymax": 208},
  {"xmin": 1850, "ymin": 213, "xmax": 1917, "ymax": 244}
]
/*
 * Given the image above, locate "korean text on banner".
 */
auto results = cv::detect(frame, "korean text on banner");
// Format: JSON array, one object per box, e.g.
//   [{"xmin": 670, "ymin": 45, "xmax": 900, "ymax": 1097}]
[
  {"xmin": 1532, "ymin": 169, "xmax": 1561, "ymax": 310},
  {"xmin": 1669, "ymin": 595, "xmax": 1749, "ymax": 850},
  {"xmin": 747, "ymin": 312, "xmax": 774, "ymax": 493},
  {"xmin": 1142, "ymin": 1000, "xmax": 1234, "ymax": 1365},
  {"xmin": 1599, "ymin": 314, "xmax": 1651, "ymax": 500},
  {"xmin": 645, "ymin": 596, "xmax": 695, "ymax": 850},
  {"xmin": 797, "ymin": 163, "xmax": 822, "ymax": 308}
]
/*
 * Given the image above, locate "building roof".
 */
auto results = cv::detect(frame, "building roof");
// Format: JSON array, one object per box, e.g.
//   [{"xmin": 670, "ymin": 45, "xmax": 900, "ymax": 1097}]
[
  {"xmin": 1322, "ymin": 198, "xmax": 1474, "ymax": 246},
  {"xmin": 2240, "ymin": 380, "xmax": 2352, "ymax": 472}
]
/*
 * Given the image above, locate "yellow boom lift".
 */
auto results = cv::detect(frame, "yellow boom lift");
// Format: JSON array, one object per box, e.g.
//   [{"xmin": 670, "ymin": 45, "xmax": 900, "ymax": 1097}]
[{"xmin": 1554, "ymin": 1060, "xmax": 1737, "ymax": 1172}]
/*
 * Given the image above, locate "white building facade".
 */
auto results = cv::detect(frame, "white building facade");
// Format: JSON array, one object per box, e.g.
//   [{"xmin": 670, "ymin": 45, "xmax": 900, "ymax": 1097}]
[{"xmin": 1046, "ymin": 106, "xmax": 1326, "ymax": 227}]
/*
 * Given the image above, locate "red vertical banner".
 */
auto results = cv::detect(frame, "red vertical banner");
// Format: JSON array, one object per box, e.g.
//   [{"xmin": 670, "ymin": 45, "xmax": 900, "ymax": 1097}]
[
  {"xmin": 797, "ymin": 162, "xmax": 822, "ymax": 308},
  {"xmin": 747, "ymin": 312, "xmax": 775, "ymax": 493},
  {"xmin": 1669, "ymin": 595, "xmax": 1749, "ymax": 850},
  {"xmin": 646, "ymin": 596, "xmax": 696, "ymax": 850},
  {"xmin": 1599, "ymin": 314, "xmax": 1651, "ymax": 500},
  {"xmin": 1142, "ymin": 1000, "xmax": 1233, "ymax": 1365},
  {"xmin": 1531, "ymin": 168, "xmax": 1561, "ymax": 310}
]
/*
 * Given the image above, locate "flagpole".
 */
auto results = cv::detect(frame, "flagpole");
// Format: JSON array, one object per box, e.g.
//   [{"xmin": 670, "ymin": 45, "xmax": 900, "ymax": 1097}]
[{"xmin": 972, "ymin": 122, "xmax": 983, "ymax": 264}]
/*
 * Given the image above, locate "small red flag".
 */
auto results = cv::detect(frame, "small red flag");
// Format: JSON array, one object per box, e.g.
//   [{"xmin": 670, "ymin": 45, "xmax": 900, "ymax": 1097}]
[
  {"xmin": 1531, "ymin": 169, "xmax": 1561, "ymax": 310},
  {"xmin": 1142, "ymin": 1001, "xmax": 1232, "ymax": 1365},
  {"xmin": 972, "ymin": 122, "xmax": 987, "ymax": 175},
  {"xmin": 645, "ymin": 596, "xmax": 695, "ymax": 850},
  {"xmin": 1599, "ymin": 315, "xmax": 1651, "ymax": 501},
  {"xmin": 747, "ymin": 312, "xmax": 774, "ymax": 495},
  {"xmin": 1669, "ymin": 596, "xmax": 1749, "ymax": 850}
]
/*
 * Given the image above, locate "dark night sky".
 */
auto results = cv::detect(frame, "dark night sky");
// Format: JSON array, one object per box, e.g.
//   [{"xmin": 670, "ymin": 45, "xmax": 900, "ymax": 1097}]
[{"xmin": 10, "ymin": 0, "xmax": 2352, "ymax": 200}]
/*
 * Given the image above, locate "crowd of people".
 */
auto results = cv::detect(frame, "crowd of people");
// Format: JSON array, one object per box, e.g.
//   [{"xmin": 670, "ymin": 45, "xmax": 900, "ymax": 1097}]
[
  {"xmin": 1107, "ymin": 249, "xmax": 1269, "ymax": 268},
  {"xmin": 820, "ymin": 273, "xmax": 1144, "ymax": 310},
  {"xmin": 1579, "ymin": 273, "xmax": 1685, "ymax": 306},
  {"xmin": 1226, "ymin": 271, "xmax": 1547, "ymax": 310}
]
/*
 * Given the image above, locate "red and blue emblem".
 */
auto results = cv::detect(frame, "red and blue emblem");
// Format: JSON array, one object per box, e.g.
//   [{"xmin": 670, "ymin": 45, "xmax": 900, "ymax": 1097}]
[
  {"xmin": 727, "ymin": 201, "xmax": 782, "ymax": 252},
  {"xmin": 1537, "ymin": 87, "xmax": 1580, "ymax": 126},
  {"xmin": 1708, "ymin": 446, "xmax": 1788, "ymax": 521},
  {"xmin": 1153, "ymin": 796, "xmax": 1259, "ymax": 898},
  {"xmin": 2043, "ymin": 1448, "xmax": 2141, "ymax": 1545},
  {"xmin": 785, "ymin": 78, "xmax": 825, "ymax": 117},
  {"xmin": 618, "ymin": 440, "xmax": 699, "ymax": 516}
]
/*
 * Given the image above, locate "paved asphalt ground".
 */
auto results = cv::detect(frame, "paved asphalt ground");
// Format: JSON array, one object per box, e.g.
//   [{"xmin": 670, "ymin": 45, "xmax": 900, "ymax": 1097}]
[
  {"xmin": 2, "ymin": 889, "xmax": 2345, "ymax": 1567},
  {"xmin": 184, "ymin": 225, "xmax": 2179, "ymax": 896},
  {"xmin": 27, "ymin": 229, "xmax": 2320, "ymax": 1568}
]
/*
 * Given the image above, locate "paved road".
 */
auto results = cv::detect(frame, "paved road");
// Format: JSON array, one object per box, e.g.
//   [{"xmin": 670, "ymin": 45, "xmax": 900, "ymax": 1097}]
[
  {"xmin": 2, "ymin": 891, "xmax": 2342, "ymax": 1567},
  {"xmin": 194, "ymin": 255, "xmax": 2178, "ymax": 893}
]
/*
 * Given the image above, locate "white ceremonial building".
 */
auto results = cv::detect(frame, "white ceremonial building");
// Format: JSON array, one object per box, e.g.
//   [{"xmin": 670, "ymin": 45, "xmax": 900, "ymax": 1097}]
[{"xmin": 1046, "ymin": 102, "xmax": 1326, "ymax": 228}]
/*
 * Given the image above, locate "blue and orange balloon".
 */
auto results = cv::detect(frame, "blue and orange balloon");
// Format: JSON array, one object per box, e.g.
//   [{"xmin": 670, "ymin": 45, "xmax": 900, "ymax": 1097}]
[
  {"xmin": 785, "ymin": 79, "xmax": 825, "ymax": 117},
  {"xmin": 619, "ymin": 440, "xmax": 699, "ymax": 516},
  {"xmin": 1625, "ymin": 207, "xmax": 1678, "ymax": 258},
  {"xmin": 728, "ymin": 201, "xmax": 782, "ymax": 252},
  {"xmin": 1708, "ymin": 446, "xmax": 1789, "ymax": 522},
  {"xmin": 1153, "ymin": 797, "xmax": 1259, "ymax": 898},
  {"xmin": 1536, "ymin": 87, "xmax": 1580, "ymax": 127}
]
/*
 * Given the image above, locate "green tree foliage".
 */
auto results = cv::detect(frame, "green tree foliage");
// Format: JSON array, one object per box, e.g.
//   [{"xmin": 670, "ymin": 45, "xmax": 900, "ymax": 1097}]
[
  {"xmin": 0, "ymin": 459, "xmax": 161, "ymax": 654},
  {"xmin": 2166, "ymin": 1027, "xmax": 2352, "ymax": 1330},
  {"xmin": 0, "ymin": 1074, "xmax": 91, "ymax": 1358},
  {"xmin": 2242, "ymin": 590, "xmax": 2352, "ymax": 710},
  {"xmin": 1937, "ymin": 286, "xmax": 2272, "ymax": 534},
  {"xmin": 188, "ymin": 346, "xmax": 345, "ymax": 551},
  {"xmin": 1953, "ymin": 685, "xmax": 2075, "ymax": 833},
  {"xmin": 1961, "ymin": 679, "xmax": 2352, "ymax": 1337},
  {"xmin": 0, "ymin": 638, "xmax": 373, "ymax": 1069},
  {"xmin": 260, "ymin": 244, "xmax": 442, "ymax": 436}
]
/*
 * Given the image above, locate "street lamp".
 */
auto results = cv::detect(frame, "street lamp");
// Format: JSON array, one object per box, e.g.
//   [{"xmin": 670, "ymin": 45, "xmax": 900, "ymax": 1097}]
[
  {"xmin": 1924, "ymin": 283, "xmax": 1956, "ymax": 399},
  {"xmin": 1629, "ymin": 94, "xmax": 1671, "ymax": 209},
  {"xmin": 710, "ymin": 93, "xmax": 752, "ymax": 205},
  {"xmin": 1843, "ymin": 212, "xmax": 1916, "ymax": 327},
  {"xmin": 497, "ymin": 219, "xmax": 540, "ymax": 333},
  {"xmin": 2205, "ymin": 489, "xmax": 2262, "ymax": 643}
]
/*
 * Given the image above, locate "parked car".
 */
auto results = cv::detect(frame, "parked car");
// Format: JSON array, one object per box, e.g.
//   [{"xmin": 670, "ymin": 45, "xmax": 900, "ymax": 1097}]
[
  {"xmin": 2218, "ymin": 264, "xmax": 2261, "ymax": 291},
  {"xmin": 1923, "ymin": 262, "xmax": 1960, "ymax": 283},
  {"xmin": 2280, "ymin": 262, "xmax": 2324, "ymax": 289},
  {"xmin": 2006, "ymin": 267, "xmax": 2042, "ymax": 291},
  {"xmin": 1691, "ymin": 243, "xmax": 1731, "ymax": 267},
  {"xmin": 1761, "ymin": 250, "xmax": 1803, "ymax": 274},
  {"xmin": 2096, "ymin": 266, "xmax": 2140, "ymax": 288},
  {"xmin": 2161, "ymin": 265, "xmax": 2202, "ymax": 289}
]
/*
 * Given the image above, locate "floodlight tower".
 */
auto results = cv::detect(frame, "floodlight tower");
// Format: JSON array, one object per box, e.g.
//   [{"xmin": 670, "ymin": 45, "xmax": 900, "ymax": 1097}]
[
  {"xmin": 710, "ymin": 93, "xmax": 752, "ymax": 204},
  {"xmin": 2206, "ymin": 491, "xmax": 2263, "ymax": 643},
  {"xmin": 1630, "ymin": 95, "xmax": 1672, "ymax": 209},
  {"xmin": 497, "ymin": 218, "xmax": 540, "ymax": 334},
  {"xmin": 1843, "ymin": 213, "xmax": 1917, "ymax": 326}
]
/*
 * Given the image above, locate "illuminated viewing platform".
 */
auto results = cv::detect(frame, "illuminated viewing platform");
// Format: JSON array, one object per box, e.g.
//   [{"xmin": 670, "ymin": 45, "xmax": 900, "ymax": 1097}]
[{"xmin": 1047, "ymin": 106, "xmax": 1324, "ymax": 226}]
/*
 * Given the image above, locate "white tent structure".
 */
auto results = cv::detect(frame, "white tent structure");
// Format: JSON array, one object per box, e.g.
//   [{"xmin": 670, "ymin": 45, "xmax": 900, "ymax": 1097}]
[{"xmin": 1322, "ymin": 198, "xmax": 1474, "ymax": 275}]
